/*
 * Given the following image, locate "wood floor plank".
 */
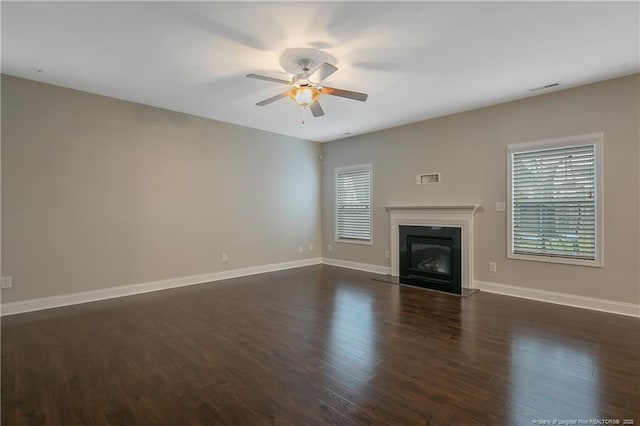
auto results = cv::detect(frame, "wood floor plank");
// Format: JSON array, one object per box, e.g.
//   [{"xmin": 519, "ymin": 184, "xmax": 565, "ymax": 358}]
[{"xmin": 2, "ymin": 265, "xmax": 639, "ymax": 425}]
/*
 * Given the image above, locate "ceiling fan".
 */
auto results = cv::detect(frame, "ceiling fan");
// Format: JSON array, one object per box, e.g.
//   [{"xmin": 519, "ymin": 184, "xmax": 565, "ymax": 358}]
[{"xmin": 246, "ymin": 58, "xmax": 368, "ymax": 122}]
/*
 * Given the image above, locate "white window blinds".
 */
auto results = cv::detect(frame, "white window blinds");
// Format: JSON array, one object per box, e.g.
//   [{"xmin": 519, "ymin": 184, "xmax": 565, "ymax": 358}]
[
  {"xmin": 336, "ymin": 166, "xmax": 371, "ymax": 242},
  {"xmin": 511, "ymin": 144, "xmax": 597, "ymax": 261}
]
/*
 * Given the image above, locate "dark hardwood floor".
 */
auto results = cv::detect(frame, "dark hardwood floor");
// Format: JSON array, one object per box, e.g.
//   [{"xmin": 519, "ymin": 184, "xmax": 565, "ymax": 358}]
[{"xmin": 2, "ymin": 265, "xmax": 639, "ymax": 425}]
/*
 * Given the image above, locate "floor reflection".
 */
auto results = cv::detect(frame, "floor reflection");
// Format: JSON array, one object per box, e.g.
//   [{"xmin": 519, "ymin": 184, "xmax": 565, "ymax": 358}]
[
  {"xmin": 508, "ymin": 329, "xmax": 599, "ymax": 423},
  {"xmin": 326, "ymin": 285, "xmax": 379, "ymax": 389}
]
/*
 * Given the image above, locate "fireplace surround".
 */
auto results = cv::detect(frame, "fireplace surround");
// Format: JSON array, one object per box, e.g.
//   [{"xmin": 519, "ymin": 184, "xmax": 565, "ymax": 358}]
[{"xmin": 386, "ymin": 205, "xmax": 480, "ymax": 292}]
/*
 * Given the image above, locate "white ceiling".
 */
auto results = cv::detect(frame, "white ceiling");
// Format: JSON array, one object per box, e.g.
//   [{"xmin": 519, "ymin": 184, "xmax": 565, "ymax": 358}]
[{"xmin": 2, "ymin": 1, "xmax": 638, "ymax": 142}]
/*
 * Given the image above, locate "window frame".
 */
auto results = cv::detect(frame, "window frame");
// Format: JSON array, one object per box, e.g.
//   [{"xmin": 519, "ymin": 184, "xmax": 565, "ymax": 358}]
[
  {"xmin": 507, "ymin": 133, "xmax": 603, "ymax": 267},
  {"xmin": 334, "ymin": 163, "xmax": 373, "ymax": 245}
]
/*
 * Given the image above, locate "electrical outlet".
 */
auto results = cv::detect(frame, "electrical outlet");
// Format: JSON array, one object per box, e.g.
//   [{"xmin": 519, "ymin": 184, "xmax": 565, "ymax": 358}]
[
  {"xmin": 1, "ymin": 276, "xmax": 12, "ymax": 289},
  {"xmin": 327, "ymin": 244, "xmax": 333, "ymax": 252},
  {"xmin": 489, "ymin": 262, "xmax": 497, "ymax": 273},
  {"xmin": 384, "ymin": 250, "xmax": 390, "ymax": 259},
  {"xmin": 298, "ymin": 245, "xmax": 304, "ymax": 253},
  {"xmin": 221, "ymin": 253, "xmax": 228, "ymax": 262},
  {"xmin": 308, "ymin": 244, "xmax": 314, "ymax": 252}
]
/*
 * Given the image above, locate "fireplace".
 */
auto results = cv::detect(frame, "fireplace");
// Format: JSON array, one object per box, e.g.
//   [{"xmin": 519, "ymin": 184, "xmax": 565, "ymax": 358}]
[
  {"xmin": 399, "ymin": 225, "xmax": 461, "ymax": 294},
  {"xmin": 387, "ymin": 204, "xmax": 480, "ymax": 293}
]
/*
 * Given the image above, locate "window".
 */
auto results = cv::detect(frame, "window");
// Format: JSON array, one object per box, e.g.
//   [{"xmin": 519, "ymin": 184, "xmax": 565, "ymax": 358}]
[
  {"xmin": 335, "ymin": 164, "xmax": 372, "ymax": 244},
  {"xmin": 507, "ymin": 133, "xmax": 602, "ymax": 267}
]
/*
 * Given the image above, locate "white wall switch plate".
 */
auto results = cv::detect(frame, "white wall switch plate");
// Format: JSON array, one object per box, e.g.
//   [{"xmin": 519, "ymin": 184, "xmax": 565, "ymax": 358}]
[
  {"xmin": 489, "ymin": 262, "xmax": 497, "ymax": 272},
  {"xmin": 1, "ymin": 276, "xmax": 12, "ymax": 289},
  {"xmin": 384, "ymin": 250, "xmax": 390, "ymax": 259},
  {"xmin": 327, "ymin": 244, "xmax": 333, "ymax": 252},
  {"xmin": 308, "ymin": 244, "xmax": 314, "ymax": 252},
  {"xmin": 221, "ymin": 253, "xmax": 228, "ymax": 262},
  {"xmin": 495, "ymin": 202, "xmax": 506, "ymax": 212},
  {"xmin": 416, "ymin": 173, "xmax": 440, "ymax": 184},
  {"xmin": 298, "ymin": 245, "xmax": 304, "ymax": 253}
]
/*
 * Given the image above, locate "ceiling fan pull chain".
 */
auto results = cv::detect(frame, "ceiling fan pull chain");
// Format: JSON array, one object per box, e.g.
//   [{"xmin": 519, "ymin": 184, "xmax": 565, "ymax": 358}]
[{"xmin": 302, "ymin": 106, "xmax": 306, "ymax": 125}]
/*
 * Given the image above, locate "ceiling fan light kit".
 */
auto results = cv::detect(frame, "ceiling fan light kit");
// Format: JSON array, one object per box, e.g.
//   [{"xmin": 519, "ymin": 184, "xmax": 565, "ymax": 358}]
[
  {"xmin": 289, "ymin": 86, "xmax": 320, "ymax": 107},
  {"xmin": 247, "ymin": 56, "xmax": 368, "ymax": 123}
]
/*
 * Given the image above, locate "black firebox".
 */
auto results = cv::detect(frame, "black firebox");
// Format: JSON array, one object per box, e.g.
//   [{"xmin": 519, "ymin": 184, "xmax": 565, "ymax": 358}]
[{"xmin": 399, "ymin": 225, "xmax": 461, "ymax": 294}]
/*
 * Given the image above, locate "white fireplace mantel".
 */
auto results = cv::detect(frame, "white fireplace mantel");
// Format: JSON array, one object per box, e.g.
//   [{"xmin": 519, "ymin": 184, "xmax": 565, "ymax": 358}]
[
  {"xmin": 386, "ymin": 204, "xmax": 481, "ymax": 289},
  {"xmin": 385, "ymin": 204, "xmax": 481, "ymax": 214}
]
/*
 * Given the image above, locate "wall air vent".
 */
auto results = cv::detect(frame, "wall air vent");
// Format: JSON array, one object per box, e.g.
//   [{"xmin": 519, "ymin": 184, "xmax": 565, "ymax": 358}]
[
  {"xmin": 530, "ymin": 82, "xmax": 560, "ymax": 92},
  {"xmin": 416, "ymin": 173, "xmax": 440, "ymax": 184}
]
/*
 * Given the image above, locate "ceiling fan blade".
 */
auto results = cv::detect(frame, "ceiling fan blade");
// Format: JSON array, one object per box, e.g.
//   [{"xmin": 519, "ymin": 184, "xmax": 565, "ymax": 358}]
[
  {"xmin": 322, "ymin": 86, "xmax": 368, "ymax": 102},
  {"xmin": 246, "ymin": 74, "xmax": 291, "ymax": 85},
  {"xmin": 256, "ymin": 92, "xmax": 289, "ymax": 106},
  {"xmin": 309, "ymin": 62, "xmax": 338, "ymax": 82},
  {"xmin": 310, "ymin": 101, "xmax": 325, "ymax": 117}
]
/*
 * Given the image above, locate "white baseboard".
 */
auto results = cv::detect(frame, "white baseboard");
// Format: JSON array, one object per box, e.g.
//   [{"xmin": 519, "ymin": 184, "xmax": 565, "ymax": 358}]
[
  {"xmin": 4, "ymin": 259, "xmax": 637, "ymax": 318},
  {"xmin": 474, "ymin": 280, "xmax": 640, "ymax": 318},
  {"xmin": 321, "ymin": 257, "xmax": 391, "ymax": 275},
  {"xmin": 1, "ymin": 258, "xmax": 322, "ymax": 316}
]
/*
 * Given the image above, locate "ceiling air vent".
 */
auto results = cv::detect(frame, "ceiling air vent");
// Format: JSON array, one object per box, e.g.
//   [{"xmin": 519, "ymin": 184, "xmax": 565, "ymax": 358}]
[
  {"xmin": 530, "ymin": 82, "xmax": 560, "ymax": 92},
  {"xmin": 416, "ymin": 173, "xmax": 440, "ymax": 184}
]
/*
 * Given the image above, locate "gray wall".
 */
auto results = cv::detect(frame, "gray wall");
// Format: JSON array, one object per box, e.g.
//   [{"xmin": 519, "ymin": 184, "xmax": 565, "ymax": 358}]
[
  {"xmin": 3, "ymin": 74, "xmax": 639, "ymax": 306},
  {"xmin": 321, "ymin": 74, "xmax": 640, "ymax": 305},
  {"xmin": 2, "ymin": 75, "xmax": 321, "ymax": 303}
]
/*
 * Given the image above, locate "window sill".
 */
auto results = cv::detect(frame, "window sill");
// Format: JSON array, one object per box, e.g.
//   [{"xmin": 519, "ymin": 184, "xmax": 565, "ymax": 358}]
[
  {"xmin": 508, "ymin": 252, "xmax": 602, "ymax": 268},
  {"xmin": 335, "ymin": 238, "xmax": 373, "ymax": 246}
]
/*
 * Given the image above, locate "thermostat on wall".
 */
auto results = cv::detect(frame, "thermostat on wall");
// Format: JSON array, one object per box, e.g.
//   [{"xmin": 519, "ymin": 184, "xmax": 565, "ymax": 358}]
[{"xmin": 416, "ymin": 173, "xmax": 440, "ymax": 184}]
